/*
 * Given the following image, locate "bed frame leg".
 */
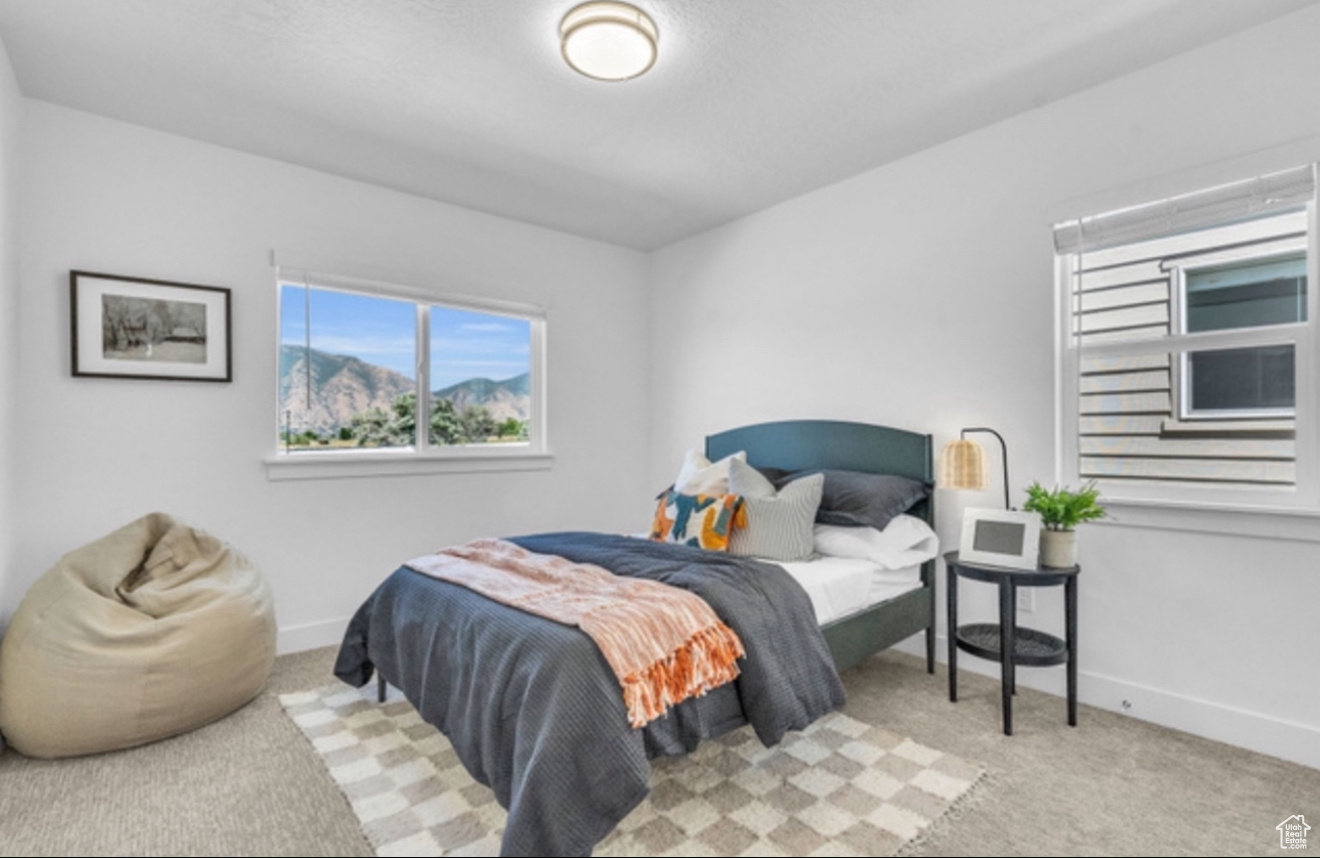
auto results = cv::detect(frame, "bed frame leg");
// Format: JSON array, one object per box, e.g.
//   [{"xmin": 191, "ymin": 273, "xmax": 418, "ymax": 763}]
[
  {"xmin": 924, "ymin": 556, "xmax": 936, "ymax": 674},
  {"xmin": 377, "ymin": 672, "xmax": 387, "ymax": 703}
]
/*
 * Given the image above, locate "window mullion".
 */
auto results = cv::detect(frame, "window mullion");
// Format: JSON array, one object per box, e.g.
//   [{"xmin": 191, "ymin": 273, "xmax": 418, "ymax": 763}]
[
  {"xmin": 1172, "ymin": 266, "xmax": 1189, "ymax": 420},
  {"xmin": 530, "ymin": 316, "xmax": 547, "ymax": 453},
  {"xmin": 1078, "ymin": 325, "xmax": 1303, "ymax": 360},
  {"xmin": 416, "ymin": 303, "xmax": 429, "ymax": 452}
]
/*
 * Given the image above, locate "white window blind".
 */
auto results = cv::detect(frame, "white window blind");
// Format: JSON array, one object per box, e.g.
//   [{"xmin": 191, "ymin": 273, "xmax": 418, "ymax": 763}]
[{"xmin": 1054, "ymin": 165, "xmax": 1315, "ymax": 255}]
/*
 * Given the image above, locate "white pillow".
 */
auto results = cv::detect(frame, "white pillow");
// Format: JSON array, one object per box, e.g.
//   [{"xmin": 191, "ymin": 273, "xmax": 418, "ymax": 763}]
[
  {"xmin": 813, "ymin": 515, "xmax": 939, "ymax": 570},
  {"xmin": 726, "ymin": 456, "xmax": 777, "ymax": 499},
  {"xmin": 673, "ymin": 449, "xmax": 746, "ymax": 495}
]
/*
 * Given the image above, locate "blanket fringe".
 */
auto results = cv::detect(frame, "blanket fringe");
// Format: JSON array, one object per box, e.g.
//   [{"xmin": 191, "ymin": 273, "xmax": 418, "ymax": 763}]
[{"xmin": 621, "ymin": 622, "xmax": 745, "ymax": 728}]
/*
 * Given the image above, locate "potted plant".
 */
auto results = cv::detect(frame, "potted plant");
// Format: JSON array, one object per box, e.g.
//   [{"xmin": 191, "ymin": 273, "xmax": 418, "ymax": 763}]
[{"xmin": 1023, "ymin": 481, "xmax": 1107, "ymax": 567}]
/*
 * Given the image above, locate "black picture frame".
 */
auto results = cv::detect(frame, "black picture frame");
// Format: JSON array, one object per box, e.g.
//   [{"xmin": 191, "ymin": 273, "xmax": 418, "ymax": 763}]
[{"xmin": 70, "ymin": 270, "xmax": 232, "ymax": 382}]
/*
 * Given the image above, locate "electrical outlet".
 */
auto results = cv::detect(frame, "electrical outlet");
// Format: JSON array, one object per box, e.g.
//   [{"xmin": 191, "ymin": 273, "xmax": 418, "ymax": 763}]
[{"xmin": 1017, "ymin": 589, "xmax": 1035, "ymax": 613}]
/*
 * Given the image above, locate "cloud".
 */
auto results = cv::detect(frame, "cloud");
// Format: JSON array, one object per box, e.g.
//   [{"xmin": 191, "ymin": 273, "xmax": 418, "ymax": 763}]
[
  {"xmin": 431, "ymin": 335, "xmax": 526, "ymax": 356},
  {"xmin": 437, "ymin": 359, "xmax": 529, "ymax": 369},
  {"xmin": 460, "ymin": 322, "xmax": 514, "ymax": 333},
  {"xmin": 312, "ymin": 334, "xmax": 415, "ymax": 358}
]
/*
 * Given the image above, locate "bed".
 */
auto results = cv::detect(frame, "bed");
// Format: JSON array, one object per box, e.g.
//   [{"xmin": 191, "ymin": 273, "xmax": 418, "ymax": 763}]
[
  {"xmin": 333, "ymin": 419, "xmax": 936, "ymax": 857},
  {"xmin": 704, "ymin": 420, "xmax": 936, "ymax": 673}
]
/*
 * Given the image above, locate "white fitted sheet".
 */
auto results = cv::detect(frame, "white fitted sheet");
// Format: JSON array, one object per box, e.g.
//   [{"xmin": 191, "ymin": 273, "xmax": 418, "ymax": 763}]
[{"xmin": 773, "ymin": 555, "xmax": 923, "ymax": 626}]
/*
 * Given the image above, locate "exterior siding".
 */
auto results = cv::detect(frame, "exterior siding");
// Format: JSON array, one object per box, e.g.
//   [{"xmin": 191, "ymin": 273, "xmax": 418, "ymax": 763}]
[{"xmin": 1071, "ymin": 212, "xmax": 1300, "ymax": 489}]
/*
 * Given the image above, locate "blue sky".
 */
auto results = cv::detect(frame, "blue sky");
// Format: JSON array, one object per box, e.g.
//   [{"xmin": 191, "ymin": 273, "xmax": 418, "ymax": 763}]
[{"xmin": 281, "ymin": 285, "xmax": 530, "ymax": 387}]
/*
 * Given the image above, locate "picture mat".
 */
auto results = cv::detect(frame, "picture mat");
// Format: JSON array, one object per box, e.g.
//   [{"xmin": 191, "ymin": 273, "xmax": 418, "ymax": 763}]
[
  {"xmin": 73, "ymin": 273, "xmax": 230, "ymax": 379},
  {"xmin": 958, "ymin": 507, "xmax": 1041, "ymax": 570}
]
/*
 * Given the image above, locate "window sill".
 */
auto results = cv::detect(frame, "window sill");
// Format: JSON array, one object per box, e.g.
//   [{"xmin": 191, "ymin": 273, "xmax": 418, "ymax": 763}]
[
  {"xmin": 264, "ymin": 448, "xmax": 554, "ymax": 481},
  {"xmin": 1097, "ymin": 496, "xmax": 1320, "ymax": 543}
]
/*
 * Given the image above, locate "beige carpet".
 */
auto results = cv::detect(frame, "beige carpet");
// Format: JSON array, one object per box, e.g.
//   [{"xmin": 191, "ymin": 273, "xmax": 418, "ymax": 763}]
[
  {"xmin": 1, "ymin": 646, "xmax": 1317, "ymax": 856},
  {"xmin": 281, "ymin": 683, "xmax": 984, "ymax": 857}
]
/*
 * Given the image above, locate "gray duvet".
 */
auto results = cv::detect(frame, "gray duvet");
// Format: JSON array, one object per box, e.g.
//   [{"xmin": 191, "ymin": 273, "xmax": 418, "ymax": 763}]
[{"xmin": 333, "ymin": 532, "xmax": 845, "ymax": 857}]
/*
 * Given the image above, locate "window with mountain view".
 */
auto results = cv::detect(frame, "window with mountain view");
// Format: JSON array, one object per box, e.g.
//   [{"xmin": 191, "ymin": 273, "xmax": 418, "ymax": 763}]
[
  {"xmin": 428, "ymin": 306, "xmax": 532, "ymax": 446},
  {"xmin": 278, "ymin": 279, "xmax": 540, "ymax": 455}
]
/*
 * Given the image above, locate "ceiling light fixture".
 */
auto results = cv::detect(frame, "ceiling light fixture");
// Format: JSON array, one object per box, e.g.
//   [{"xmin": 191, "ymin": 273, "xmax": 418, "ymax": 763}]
[{"xmin": 560, "ymin": 2, "xmax": 658, "ymax": 82}]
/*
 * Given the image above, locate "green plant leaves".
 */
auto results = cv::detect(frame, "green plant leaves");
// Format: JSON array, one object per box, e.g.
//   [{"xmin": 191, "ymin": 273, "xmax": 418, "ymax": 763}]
[{"xmin": 1023, "ymin": 481, "xmax": 1107, "ymax": 531}]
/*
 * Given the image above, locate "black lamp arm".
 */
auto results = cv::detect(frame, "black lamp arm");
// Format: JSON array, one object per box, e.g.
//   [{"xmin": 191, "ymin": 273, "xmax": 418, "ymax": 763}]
[{"xmin": 961, "ymin": 427, "xmax": 1011, "ymax": 509}]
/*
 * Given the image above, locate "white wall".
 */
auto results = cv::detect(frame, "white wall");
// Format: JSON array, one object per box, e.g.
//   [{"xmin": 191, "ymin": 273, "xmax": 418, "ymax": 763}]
[
  {"xmin": 648, "ymin": 6, "xmax": 1320, "ymax": 767},
  {"xmin": 4, "ymin": 3, "xmax": 1317, "ymax": 771},
  {"xmin": 0, "ymin": 36, "xmax": 21, "ymax": 620},
  {"xmin": 9, "ymin": 101, "xmax": 651, "ymax": 649}
]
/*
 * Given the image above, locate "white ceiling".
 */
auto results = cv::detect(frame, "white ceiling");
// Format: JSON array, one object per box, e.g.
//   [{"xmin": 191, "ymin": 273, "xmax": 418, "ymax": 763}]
[{"xmin": 0, "ymin": 0, "xmax": 1314, "ymax": 250}]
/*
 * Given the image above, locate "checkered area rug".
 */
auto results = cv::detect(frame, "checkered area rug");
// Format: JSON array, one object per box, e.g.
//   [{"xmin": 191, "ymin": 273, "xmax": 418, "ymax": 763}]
[{"xmin": 281, "ymin": 684, "xmax": 983, "ymax": 857}]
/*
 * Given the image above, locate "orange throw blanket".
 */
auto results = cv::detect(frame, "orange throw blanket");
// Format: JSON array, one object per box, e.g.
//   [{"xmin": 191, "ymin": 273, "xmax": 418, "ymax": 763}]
[{"xmin": 404, "ymin": 538, "xmax": 745, "ymax": 728}]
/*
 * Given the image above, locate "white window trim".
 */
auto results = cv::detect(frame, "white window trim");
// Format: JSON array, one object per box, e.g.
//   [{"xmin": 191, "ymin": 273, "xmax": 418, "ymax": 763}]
[
  {"xmin": 266, "ymin": 254, "xmax": 551, "ymax": 480},
  {"xmin": 264, "ymin": 448, "xmax": 555, "ymax": 481},
  {"xmin": 1167, "ymin": 242, "xmax": 1307, "ymax": 421},
  {"xmin": 1090, "ymin": 496, "xmax": 1320, "ymax": 544},
  {"xmin": 1055, "ymin": 189, "xmax": 1320, "ymax": 516}
]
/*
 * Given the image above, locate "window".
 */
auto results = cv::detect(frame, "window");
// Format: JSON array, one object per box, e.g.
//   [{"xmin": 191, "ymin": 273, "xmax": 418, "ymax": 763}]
[
  {"xmin": 273, "ymin": 266, "xmax": 546, "ymax": 471},
  {"xmin": 1179, "ymin": 254, "xmax": 1306, "ymax": 418},
  {"xmin": 1054, "ymin": 164, "xmax": 1318, "ymax": 509}
]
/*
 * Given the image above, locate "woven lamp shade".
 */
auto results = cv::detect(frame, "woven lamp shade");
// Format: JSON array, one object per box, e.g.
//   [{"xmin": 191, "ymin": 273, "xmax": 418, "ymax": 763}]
[{"xmin": 940, "ymin": 438, "xmax": 986, "ymax": 490}]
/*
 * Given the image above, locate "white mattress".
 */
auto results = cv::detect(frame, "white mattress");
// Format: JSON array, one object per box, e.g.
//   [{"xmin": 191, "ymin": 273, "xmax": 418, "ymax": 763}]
[{"xmin": 772, "ymin": 555, "xmax": 923, "ymax": 626}]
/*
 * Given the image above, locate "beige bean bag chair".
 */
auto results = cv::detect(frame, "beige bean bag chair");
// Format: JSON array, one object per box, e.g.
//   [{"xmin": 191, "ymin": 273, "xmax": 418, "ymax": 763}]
[{"xmin": 0, "ymin": 513, "xmax": 276, "ymax": 758}]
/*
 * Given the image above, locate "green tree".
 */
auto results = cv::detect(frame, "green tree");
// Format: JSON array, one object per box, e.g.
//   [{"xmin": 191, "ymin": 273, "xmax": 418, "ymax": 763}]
[
  {"xmin": 430, "ymin": 398, "xmax": 463, "ymax": 445},
  {"xmin": 458, "ymin": 405, "xmax": 497, "ymax": 443},
  {"xmin": 349, "ymin": 395, "xmax": 511, "ymax": 447},
  {"xmin": 349, "ymin": 392, "xmax": 416, "ymax": 447},
  {"xmin": 349, "ymin": 408, "xmax": 395, "ymax": 446},
  {"xmin": 390, "ymin": 391, "xmax": 418, "ymax": 438}
]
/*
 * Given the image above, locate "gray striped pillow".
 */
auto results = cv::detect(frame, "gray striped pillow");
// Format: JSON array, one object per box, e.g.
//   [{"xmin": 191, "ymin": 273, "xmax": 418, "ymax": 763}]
[{"xmin": 728, "ymin": 464, "xmax": 824, "ymax": 562}]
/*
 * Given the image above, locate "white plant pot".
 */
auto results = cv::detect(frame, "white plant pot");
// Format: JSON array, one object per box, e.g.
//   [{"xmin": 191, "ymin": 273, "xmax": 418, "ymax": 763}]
[{"xmin": 1040, "ymin": 529, "xmax": 1078, "ymax": 568}]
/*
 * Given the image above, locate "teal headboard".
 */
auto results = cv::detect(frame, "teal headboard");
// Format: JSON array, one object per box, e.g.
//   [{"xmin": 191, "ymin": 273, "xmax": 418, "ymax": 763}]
[{"xmin": 705, "ymin": 419, "xmax": 934, "ymax": 524}]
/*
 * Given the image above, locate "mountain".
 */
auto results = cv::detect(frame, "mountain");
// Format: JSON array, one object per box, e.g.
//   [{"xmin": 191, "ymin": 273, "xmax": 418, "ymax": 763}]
[
  {"xmin": 433, "ymin": 373, "xmax": 530, "ymax": 424},
  {"xmin": 279, "ymin": 345, "xmax": 531, "ymax": 435},
  {"xmin": 279, "ymin": 345, "xmax": 415, "ymax": 435}
]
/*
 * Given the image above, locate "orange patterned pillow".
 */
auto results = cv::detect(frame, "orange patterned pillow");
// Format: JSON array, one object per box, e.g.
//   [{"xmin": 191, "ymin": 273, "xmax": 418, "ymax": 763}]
[{"xmin": 650, "ymin": 492, "xmax": 748, "ymax": 551}]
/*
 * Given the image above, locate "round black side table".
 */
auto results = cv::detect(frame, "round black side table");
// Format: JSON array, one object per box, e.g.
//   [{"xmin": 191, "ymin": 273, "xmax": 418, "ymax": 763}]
[{"xmin": 945, "ymin": 550, "xmax": 1080, "ymax": 736}]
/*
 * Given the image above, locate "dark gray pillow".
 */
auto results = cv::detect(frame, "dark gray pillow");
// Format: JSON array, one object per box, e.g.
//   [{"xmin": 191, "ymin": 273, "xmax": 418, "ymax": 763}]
[
  {"xmin": 753, "ymin": 466, "xmax": 793, "ymax": 485},
  {"xmin": 770, "ymin": 469, "xmax": 931, "ymax": 531}
]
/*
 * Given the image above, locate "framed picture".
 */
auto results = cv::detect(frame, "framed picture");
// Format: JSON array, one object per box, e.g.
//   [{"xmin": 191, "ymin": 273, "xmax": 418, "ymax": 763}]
[
  {"xmin": 959, "ymin": 507, "xmax": 1042, "ymax": 570},
  {"xmin": 71, "ymin": 271, "xmax": 232, "ymax": 382}
]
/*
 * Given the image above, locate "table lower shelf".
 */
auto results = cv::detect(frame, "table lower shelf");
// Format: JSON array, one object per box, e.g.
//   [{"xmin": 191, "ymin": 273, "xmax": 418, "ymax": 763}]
[{"xmin": 955, "ymin": 623, "xmax": 1068, "ymax": 667}]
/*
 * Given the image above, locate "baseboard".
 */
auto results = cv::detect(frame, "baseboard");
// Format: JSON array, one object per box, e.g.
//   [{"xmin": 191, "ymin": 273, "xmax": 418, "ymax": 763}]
[
  {"xmin": 892, "ymin": 635, "xmax": 1320, "ymax": 770},
  {"xmin": 1075, "ymin": 670, "xmax": 1320, "ymax": 770},
  {"xmin": 277, "ymin": 617, "xmax": 351, "ymax": 655}
]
